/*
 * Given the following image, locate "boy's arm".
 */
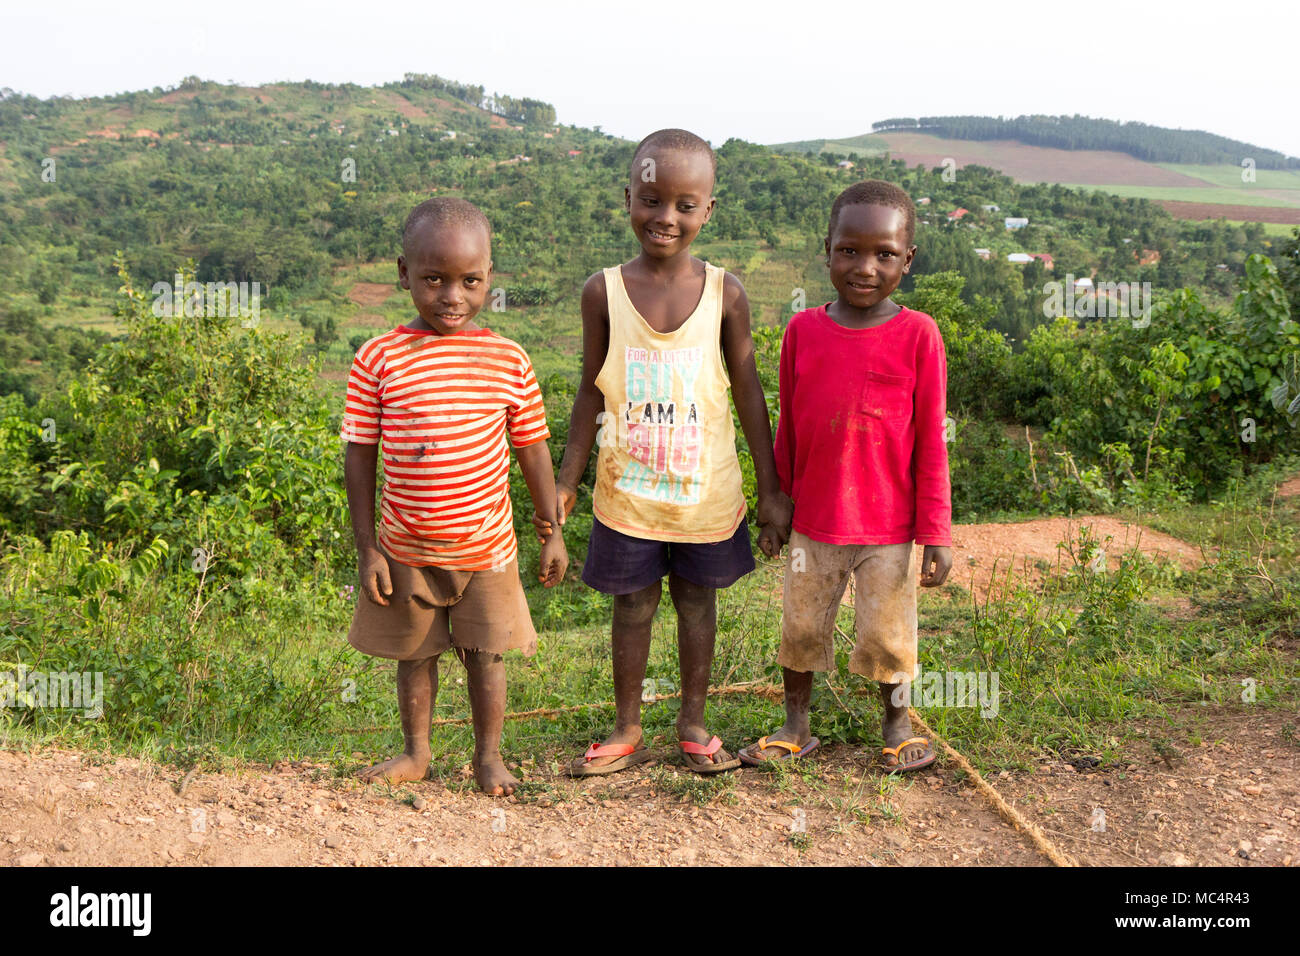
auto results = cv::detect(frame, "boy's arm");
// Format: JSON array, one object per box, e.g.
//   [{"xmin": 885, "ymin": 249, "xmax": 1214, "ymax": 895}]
[
  {"xmin": 551, "ymin": 272, "xmax": 610, "ymax": 527},
  {"xmin": 773, "ymin": 319, "xmax": 796, "ymax": 497},
  {"xmin": 515, "ymin": 439, "xmax": 569, "ymax": 586},
  {"xmin": 720, "ymin": 272, "xmax": 793, "ymax": 556},
  {"xmin": 913, "ymin": 320, "xmax": 953, "ymax": 587},
  {"xmin": 344, "ymin": 441, "xmax": 392, "ymax": 605}
]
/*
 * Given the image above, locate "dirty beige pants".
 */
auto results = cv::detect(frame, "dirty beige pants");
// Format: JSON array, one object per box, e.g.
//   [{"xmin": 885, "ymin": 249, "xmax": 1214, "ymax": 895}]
[{"xmin": 779, "ymin": 530, "xmax": 918, "ymax": 682}]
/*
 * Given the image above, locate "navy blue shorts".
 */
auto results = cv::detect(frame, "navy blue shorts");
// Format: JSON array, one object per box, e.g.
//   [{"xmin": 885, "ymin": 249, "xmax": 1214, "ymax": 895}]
[{"xmin": 581, "ymin": 517, "xmax": 756, "ymax": 595}]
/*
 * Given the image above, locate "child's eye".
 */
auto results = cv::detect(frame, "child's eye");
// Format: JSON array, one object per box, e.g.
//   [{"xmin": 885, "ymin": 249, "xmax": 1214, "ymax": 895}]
[
  {"xmin": 642, "ymin": 198, "xmax": 659, "ymax": 206},
  {"xmin": 679, "ymin": 204, "xmax": 696, "ymax": 212},
  {"xmin": 465, "ymin": 278, "xmax": 480, "ymax": 286}
]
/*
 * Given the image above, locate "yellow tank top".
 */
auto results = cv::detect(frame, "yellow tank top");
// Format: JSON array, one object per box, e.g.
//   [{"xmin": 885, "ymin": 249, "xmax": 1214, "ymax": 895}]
[{"xmin": 592, "ymin": 262, "xmax": 747, "ymax": 542}]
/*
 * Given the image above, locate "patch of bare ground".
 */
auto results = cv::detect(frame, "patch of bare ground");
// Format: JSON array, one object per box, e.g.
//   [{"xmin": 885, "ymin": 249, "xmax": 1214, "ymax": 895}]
[
  {"xmin": 996, "ymin": 710, "xmax": 1298, "ymax": 867},
  {"xmin": 876, "ymin": 134, "xmax": 1212, "ymax": 188},
  {"xmin": 346, "ymin": 283, "xmax": 399, "ymax": 309},
  {"xmin": 1276, "ymin": 475, "xmax": 1300, "ymax": 498},
  {"xmin": 945, "ymin": 515, "xmax": 1206, "ymax": 602},
  {"xmin": 8, "ymin": 705, "xmax": 1293, "ymax": 867},
  {"xmin": 0, "ymin": 746, "xmax": 1045, "ymax": 867},
  {"xmin": 1158, "ymin": 201, "xmax": 1300, "ymax": 225}
]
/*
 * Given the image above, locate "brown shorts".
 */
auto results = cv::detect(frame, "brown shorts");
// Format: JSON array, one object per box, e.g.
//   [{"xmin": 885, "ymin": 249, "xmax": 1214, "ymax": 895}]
[
  {"xmin": 346, "ymin": 548, "xmax": 538, "ymax": 661},
  {"xmin": 779, "ymin": 530, "xmax": 918, "ymax": 682}
]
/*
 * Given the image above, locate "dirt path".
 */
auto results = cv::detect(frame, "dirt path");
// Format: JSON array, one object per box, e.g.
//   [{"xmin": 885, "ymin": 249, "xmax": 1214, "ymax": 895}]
[
  {"xmin": 1, "ymin": 746, "xmax": 1046, "ymax": 867},
  {"xmin": 5, "ymin": 709, "xmax": 1294, "ymax": 867}
]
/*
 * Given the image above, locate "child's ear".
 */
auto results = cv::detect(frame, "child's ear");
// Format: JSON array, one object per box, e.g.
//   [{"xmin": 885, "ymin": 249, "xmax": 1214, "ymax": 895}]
[
  {"xmin": 701, "ymin": 196, "xmax": 717, "ymax": 224},
  {"xmin": 624, "ymin": 185, "xmax": 632, "ymax": 211},
  {"xmin": 903, "ymin": 244, "xmax": 917, "ymax": 273},
  {"xmin": 397, "ymin": 255, "xmax": 410, "ymax": 289}
]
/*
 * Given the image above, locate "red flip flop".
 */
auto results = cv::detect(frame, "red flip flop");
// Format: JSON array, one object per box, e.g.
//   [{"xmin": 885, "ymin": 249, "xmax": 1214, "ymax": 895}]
[
  {"xmin": 678, "ymin": 735, "xmax": 741, "ymax": 775},
  {"xmin": 565, "ymin": 742, "xmax": 655, "ymax": 777}
]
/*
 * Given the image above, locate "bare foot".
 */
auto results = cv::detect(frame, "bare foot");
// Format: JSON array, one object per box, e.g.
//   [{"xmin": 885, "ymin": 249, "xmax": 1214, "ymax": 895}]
[
  {"xmin": 358, "ymin": 752, "xmax": 429, "ymax": 785},
  {"xmin": 473, "ymin": 754, "xmax": 520, "ymax": 796}
]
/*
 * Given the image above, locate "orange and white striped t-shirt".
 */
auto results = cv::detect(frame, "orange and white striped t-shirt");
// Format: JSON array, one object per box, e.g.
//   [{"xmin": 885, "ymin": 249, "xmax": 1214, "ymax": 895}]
[{"xmin": 341, "ymin": 325, "xmax": 549, "ymax": 570}]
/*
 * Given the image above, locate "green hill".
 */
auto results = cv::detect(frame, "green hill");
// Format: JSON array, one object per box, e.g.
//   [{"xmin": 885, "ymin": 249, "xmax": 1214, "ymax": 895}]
[{"xmin": 0, "ymin": 76, "xmax": 1294, "ymax": 398}]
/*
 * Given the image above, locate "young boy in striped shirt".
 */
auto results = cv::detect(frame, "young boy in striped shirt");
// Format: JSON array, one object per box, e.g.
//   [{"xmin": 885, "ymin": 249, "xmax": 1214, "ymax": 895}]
[{"xmin": 341, "ymin": 197, "xmax": 567, "ymax": 796}]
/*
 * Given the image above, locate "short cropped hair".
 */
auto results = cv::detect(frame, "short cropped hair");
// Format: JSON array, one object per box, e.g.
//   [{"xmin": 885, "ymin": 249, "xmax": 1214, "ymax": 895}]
[
  {"xmin": 401, "ymin": 197, "xmax": 491, "ymax": 255},
  {"xmin": 828, "ymin": 180, "xmax": 916, "ymax": 246},
  {"xmin": 629, "ymin": 128, "xmax": 717, "ymax": 184}
]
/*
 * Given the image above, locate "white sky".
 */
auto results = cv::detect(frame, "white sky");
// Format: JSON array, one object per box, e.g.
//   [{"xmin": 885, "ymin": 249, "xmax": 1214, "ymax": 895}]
[{"xmin": 4, "ymin": 0, "xmax": 1298, "ymax": 158}]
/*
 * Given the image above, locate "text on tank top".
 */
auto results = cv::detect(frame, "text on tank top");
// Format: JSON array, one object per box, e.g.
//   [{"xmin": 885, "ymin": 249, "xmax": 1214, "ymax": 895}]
[{"xmin": 591, "ymin": 261, "xmax": 747, "ymax": 543}]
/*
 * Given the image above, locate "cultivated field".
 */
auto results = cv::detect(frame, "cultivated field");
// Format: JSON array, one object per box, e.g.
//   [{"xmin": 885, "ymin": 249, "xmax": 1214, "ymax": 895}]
[{"xmin": 774, "ymin": 131, "xmax": 1300, "ymax": 223}]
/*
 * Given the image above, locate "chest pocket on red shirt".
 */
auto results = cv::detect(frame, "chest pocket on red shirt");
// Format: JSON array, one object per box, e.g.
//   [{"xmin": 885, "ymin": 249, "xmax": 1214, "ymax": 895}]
[{"xmin": 860, "ymin": 369, "xmax": 913, "ymax": 424}]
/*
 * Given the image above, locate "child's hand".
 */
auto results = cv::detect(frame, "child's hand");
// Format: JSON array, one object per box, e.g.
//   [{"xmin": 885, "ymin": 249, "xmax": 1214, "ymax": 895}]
[
  {"xmin": 538, "ymin": 532, "xmax": 569, "ymax": 588},
  {"xmin": 757, "ymin": 490, "xmax": 794, "ymax": 541},
  {"xmin": 530, "ymin": 509, "xmax": 554, "ymax": 543},
  {"xmin": 358, "ymin": 546, "xmax": 393, "ymax": 605},
  {"xmin": 757, "ymin": 522, "xmax": 785, "ymax": 558},
  {"xmin": 531, "ymin": 482, "xmax": 578, "ymax": 542},
  {"xmin": 919, "ymin": 545, "xmax": 952, "ymax": 588}
]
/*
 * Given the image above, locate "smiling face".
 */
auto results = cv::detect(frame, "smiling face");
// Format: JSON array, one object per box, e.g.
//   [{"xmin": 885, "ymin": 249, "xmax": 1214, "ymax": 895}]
[
  {"xmin": 397, "ymin": 221, "xmax": 492, "ymax": 334},
  {"xmin": 825, "ymin": 203, "xmax": 916, "ymax": 313},
  {"xmin": 624, "ymin": 147, "xmax": 716, "ymax": 258}
]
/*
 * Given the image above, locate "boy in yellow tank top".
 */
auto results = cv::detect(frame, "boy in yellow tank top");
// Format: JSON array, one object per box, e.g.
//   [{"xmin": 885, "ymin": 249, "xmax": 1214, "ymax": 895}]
[{"xmin": 537, "ymin": 129, "xmax": 792, "ymax": 774}]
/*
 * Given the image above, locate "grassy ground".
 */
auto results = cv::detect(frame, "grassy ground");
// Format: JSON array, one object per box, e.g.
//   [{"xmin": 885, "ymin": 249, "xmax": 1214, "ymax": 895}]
[
  {"xmin": 3, "ymin": 457, "xmax": 1295, "ymax": 786},
  {"xmin": 1156, "ymin": 164, "xmax": 1300, "ymax": 191},
  {"xmin": 1220, "ymin": 221, "xmax": 1297, "ymax": 238},
  {"xmin": 1057, "ymin": 183, "xmax": 1300, "ymax": 208}
]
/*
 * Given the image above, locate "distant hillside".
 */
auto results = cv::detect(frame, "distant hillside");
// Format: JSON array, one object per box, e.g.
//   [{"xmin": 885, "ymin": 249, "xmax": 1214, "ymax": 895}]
[
  {"xmin": 813, "ymin": 115, "xmax": 1299, "ymax": 169},
  {"xmin": 0, "ymin": 73, "xmax": 553, "ymax": 159},
  {"xmin": 771, "ymin": 127, "xmax": 1300, "ymax": 224},
  {"xmin": 0, "ymin": 73, "xmax": 1289, "ymax": 405}
]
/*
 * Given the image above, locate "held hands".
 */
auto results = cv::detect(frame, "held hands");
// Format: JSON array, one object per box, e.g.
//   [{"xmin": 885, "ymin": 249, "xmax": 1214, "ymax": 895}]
[
  {"xmin": 919, "ymin": 545, "xmax": 952, "ymax": 587},
  {"xmin": 531, "ymin": 481, "xmax": 578, "ymax": 543},
  {"xmin": 756, "ymin": 489, "xmax": 794, "ymax": 558},
  {"xmin": 530, "ymin": 481, "xmax": 572, "ymax": 585},
  {"xmin": 358, "ymin": 546, "xmax": 393, "ymax": 606},
  {"xmin": 537, "ymin": 532, "xmax": 569, "ymax": 587}
]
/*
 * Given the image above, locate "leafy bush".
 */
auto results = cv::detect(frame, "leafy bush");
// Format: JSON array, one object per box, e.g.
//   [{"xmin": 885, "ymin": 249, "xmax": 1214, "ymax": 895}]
[
  {"xmin": 1007, "ymin": 255, "xmax": 1298, "ymax": 501},
  {"xmin": 4, "ymin": 258, "xmax": 349, "ymax": 581}
]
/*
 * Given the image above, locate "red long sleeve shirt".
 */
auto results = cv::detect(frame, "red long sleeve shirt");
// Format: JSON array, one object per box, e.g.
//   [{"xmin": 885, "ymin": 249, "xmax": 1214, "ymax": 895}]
[{"xmin": 774, "ymin": 304, "xmax": 952, "ymax": 547}]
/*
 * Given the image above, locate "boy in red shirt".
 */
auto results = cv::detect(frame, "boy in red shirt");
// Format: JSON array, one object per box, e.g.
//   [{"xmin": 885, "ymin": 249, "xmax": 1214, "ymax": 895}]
[
  {"xmin": 341, "ymin": 197, "xmax": 567, "ymax": 796},
  {"xmin": 739, "ymin": 180, "xmax": 953, "ymax": 773}
]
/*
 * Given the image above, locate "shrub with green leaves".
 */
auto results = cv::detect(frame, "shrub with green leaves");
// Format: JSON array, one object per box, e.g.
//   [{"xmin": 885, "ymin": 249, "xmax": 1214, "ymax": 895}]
[{"xmin": 9, "ymin": 257, "xmax": 349, "ymax": 580}]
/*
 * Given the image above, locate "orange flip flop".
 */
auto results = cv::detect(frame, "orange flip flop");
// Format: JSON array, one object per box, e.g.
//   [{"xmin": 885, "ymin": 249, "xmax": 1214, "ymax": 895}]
[
  {"xmin": 881, "ymin": 736, "xmax": 936, "ymax": 774},
  {"xmin": 739, "ymin": 736, "xmax": 820, "ymax": 766}
]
